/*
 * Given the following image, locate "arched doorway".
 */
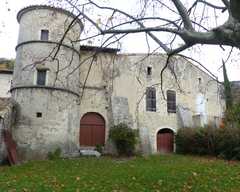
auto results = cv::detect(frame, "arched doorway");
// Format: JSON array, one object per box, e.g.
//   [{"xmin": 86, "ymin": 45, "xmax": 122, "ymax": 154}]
[
  {"xmin": 80, "ymin": 112, "xmax": 105, "ymax": 147},
  {"xmin": 157, "ymin": 128, "xmax": 174, "ymax": 154}
]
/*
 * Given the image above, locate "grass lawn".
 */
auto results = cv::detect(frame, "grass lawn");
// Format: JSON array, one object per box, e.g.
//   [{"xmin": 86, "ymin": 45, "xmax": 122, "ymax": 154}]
[{"xmin": 0, "ymin": 154, "xmax": 240, "ymax": 191}]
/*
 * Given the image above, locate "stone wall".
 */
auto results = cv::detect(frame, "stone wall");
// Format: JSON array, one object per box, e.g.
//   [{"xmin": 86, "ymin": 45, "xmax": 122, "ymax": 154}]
[
  {"xmin": 111, "ymin": 97, "xmax": 132, "ymax": 127},
  {"xmin": 78, "ymin": 52, "xmax": 223, "ymax": 154},
  {"xmin": 11, "ymin": 89, "xmax": 79, "ymax": 161},
  {"xmin": 0, "ymin": 71, "xmax": 13, "ymax": 98},
  {"xmin": 11, "ymin": 6, "xmax": 82, "ymax": 161},
  {"xmin": 112, "ymin": 54, "xmax": 223, "ymax": 153},
  {"xmin": 78, "ymin": 49, "xmax": 117, "ymax": 154}
]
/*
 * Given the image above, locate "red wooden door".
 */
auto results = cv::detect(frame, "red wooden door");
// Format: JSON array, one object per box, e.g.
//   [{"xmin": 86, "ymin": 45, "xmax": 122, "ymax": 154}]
[
  {"xmin": 157, "ymin": 133, "xmax": 173, "ymax": 154},
  {"xmin": 92, "ymin": 125, "xmax": 105, "ymax": 146},
  {"xmin": 80, "ymin": 113, "xmax": 105, "ymax": 147},
  {"xmin": 80, "ymin": 125, "xmax": 92, "ymax": 146}
]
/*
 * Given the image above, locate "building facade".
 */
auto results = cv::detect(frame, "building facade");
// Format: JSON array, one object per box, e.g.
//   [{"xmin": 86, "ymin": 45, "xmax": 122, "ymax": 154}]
[
  {"xmin": 9, "ymin": 5, "xmax": 223, "ymax": 161},
  {"xmin": 0, "ymin": 70, "xmax": 13, "ymax": 99}
]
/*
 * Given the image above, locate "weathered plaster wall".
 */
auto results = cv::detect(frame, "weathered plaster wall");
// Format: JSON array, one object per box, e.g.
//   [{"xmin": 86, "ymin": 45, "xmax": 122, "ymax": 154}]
[
  {"xmin": 79, "ymin": 52, "xmax": 222, "ymax": 154},
  {"xmin": 13, "ymin": 43, "xmax": 79, "ymax": 91},
  {"xmin": 11, "ymin": 89, "xmax": 79, "ymax": 161},
  {"xmin": 0, "ymin": 72, "xmax": 12, "ymax": 98},
  {"xmin": 78, "ymin": 50, "xmax": 116, "ymax": 152},
  {"xmin": 17, "ymin": 6, "xmax": 82, "ymax": 51},
  {"xmin": 112, "ymin": 54, "xmax": 222, "ymax": 153},
  {"xmin": 11, "ymin": 6, "xmax": 82, "ymax": 161},
  {"xmin": 13, "ymin": 6, "xmax": 82, "ymax": 90},
  {"xmin": 173, "ymin": 56, "xmax": 222, "ymax": 118}
]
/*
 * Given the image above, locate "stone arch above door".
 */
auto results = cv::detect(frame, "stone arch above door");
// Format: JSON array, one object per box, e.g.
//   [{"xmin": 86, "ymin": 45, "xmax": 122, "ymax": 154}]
[
  {"xmin": 80, "ymin": 112, "xmax": 105, "ymax": 147},
  {"xmin": 156, "ymin": 128, "xmax": 174, "ymax": 154}
]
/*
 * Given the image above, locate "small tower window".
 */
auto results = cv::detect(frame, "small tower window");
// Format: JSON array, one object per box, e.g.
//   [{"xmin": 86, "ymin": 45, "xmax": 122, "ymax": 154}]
[
  {"xmin": 36, "ymin": 112, "xmax": 42, "ymax": 118},
  {"xmin": 198, "ymin": 78, "xmax": 202, "ymax": 85},
  {"xmin": 37, "ymin": 70, "xmax": 46, "ymax": 85},
  {"xmin": 41, "ymin": 30, "xmax": 49, "ymax": 40},
  {"xmin": 147, "ymin": 67, "xmax": 152, "ymax": 75}
]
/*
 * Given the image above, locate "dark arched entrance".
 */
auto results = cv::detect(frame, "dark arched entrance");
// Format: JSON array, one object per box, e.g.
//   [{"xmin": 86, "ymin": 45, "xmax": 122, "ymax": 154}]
[
  {"xmin": 157, "ymin": 128, "xmax": 174, "ymax": 154},
  {"xmin": 80, "ymin": 112, "xmax": 105, "ymax": 147}
]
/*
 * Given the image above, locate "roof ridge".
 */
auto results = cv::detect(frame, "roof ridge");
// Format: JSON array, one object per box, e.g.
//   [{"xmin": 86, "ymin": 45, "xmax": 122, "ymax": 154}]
[{"xmin": 17, "ymin": 4, "xmax": 82, "ymax": 26}]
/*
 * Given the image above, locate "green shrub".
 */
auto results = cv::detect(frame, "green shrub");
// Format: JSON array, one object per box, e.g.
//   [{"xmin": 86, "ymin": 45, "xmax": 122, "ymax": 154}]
[
  {"xmin": 175, "ymin": 125, "xmax": 240, "ymax": 160},
  {"xmin": 201, "ymin": 126, "xmax": 223, "ymax": 156},
  {"xmin": 175, "ymin": 127, "xmax": 207, "ymax": 155},
  {"xmin": 226, "ymin": 98, "xmax": 240, "ymax": 124},
  {"xmin": 47, "ymin": 147, "xmax": 62, "ymax": 160},
  {"xmin": 218, "ymin": 127, "xmax": 240, "ymax": 160},
  {"xmin": 94, "ymin": 142, "xmax": 103, "ymax": 154},
  {"xmin": 108, "ymin": 123, "xmax": 138, "ymax": 156},
  {"xmin": 134, "ymin": 150, "xmax": 143, "ymax": 157}
]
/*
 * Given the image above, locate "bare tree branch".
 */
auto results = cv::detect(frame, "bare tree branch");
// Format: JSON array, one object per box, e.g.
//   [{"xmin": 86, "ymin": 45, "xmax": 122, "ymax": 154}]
[{"xmin": 171, "ymin": 0, "xmax": 193, "ymax": 31}]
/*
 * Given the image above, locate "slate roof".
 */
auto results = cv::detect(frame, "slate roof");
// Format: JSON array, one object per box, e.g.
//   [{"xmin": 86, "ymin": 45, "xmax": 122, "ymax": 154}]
[
  {"xmin": 0, "ymin": 98, "xmax": 13, "ymax": 119},
  {"xmin": 80, "ymin": 45, "xmax": 120, "ymax": 53},
  {"xmin": 0, "ymin": 70, "xmax": 13, "ymax": 74},
  {"xmin": 17, "ymin": 5, "xmax": 83, "ymax": 27}
]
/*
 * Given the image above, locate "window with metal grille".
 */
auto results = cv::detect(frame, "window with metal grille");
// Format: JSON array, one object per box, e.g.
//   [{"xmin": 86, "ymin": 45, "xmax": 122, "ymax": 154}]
[
  {"xmin": 167, "ymin": 90, "xmax": 176, "ymax": 113},
  {"xmin": 146, "ymin": 87, "xmax": 156, "ymax": 111},
  {"xmin": 41, "ymin": 30, "xmax": 49, "ymax": 40},
  {"xmin": 37, "ymin": 70, "xmax": 46, "ymax": 85}
]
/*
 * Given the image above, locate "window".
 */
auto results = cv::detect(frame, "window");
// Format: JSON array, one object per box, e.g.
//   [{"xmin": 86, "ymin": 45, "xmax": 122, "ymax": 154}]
[
  {"xmin": 37, "ymin": 70, "xmax": 46, "ymax": 85},
  {"xmin": 198, "ymin": 78, "xmax": 202, "ymax": 85},
  {"xmin": 146, "ymin": 87, "xmax": 156, "ymax": 111},
  {"xmin": 41, "ymin": 30, "xmax": 49, "ymax": 40},
  {"xmin": 147, "ymin": 67, "xmax": 152, "ymax": 75},
  {"xmin": 36, "ymin": 112, "xmax": 42, "ymax": 118},
  {"xmin": 167, "ymin": 90, "xmax": 176, "ymax": 113}
]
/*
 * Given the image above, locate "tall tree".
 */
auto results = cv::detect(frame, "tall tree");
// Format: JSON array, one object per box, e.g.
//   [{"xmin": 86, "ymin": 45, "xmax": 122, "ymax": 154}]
[
  {"xmin": 223, "ymin": 59, "xmax": 233, "ymax": 110},
  {"xmin": 57, "ymin": 0, "xmax": 240, "ymax": 57}
]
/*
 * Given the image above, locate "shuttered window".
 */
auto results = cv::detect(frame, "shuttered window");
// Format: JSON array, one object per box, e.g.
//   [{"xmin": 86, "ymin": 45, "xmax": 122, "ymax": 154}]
[
  {"xmin": 37, "ymin": 70, "xmax": 46, "ymax": 85},
  {"xmin": 146, "ymin": 87, "xmax": 156, "ymax": 112},
  {"xmin": 167, "ymin": 90, "xmax": 176, "ymax": 113},
  {"xmin": 41, "ymin": 30, "xmax": 49, "ymax": 40}
]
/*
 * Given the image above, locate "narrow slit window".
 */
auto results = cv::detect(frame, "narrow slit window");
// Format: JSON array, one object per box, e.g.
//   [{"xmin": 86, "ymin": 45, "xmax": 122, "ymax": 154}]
[
  {"xmin": 167, "ymin": 90, "xmax": 176, "ymax": 113},
  {"xmin": 37, "ymin": 70, "xmax": 46, "ymax": 85},
  {"xmin": 36, "ymin": 112, "xmax": 42, "ymax": 118},
  {"xmin": 198, "ymin": 78, "xmax": 202, "ymax": 85},
  {"xmin": 147, "ymin": 67, "xmax": 152, "ymax": 75},
  {"xmin": 41, "ymin": 30, "xmax": 49, "ymax": 40},
  {"xmin": 146, "ymin": 87, "xmax": 156, "ymax": 112}
]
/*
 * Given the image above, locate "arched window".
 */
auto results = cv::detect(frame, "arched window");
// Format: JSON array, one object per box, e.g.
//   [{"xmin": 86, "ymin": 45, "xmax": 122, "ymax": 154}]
[{"xmin": 167, "ymin": 90, "xmax": 176, "ymax": 113}]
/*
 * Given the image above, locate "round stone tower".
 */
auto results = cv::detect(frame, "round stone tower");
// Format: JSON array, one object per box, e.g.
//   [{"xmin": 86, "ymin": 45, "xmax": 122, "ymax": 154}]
[{"xmin": 11, "ymin": 5, "xmax": 83, "ymax": 161}]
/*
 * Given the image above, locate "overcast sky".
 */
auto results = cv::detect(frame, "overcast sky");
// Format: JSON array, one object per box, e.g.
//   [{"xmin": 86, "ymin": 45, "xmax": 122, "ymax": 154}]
[
  {"xmin": 0, "ymin": 0, "xmax": 49, "ymax": 59},
  {"xmin": 0, "ymin": 0, "xmax": 239, "ymax": 82}
]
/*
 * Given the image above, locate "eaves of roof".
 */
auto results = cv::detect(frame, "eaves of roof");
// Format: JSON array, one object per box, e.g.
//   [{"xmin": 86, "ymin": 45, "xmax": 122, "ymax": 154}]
[
  {"xmin": 0, "ymin": 99, "xmax": 13, "ymax": 119},
  {"xmin": 80, "ymin": 45, "xmax": 120, "ymax": 53},
  {"xmin": 0, "ymin": 69, "xmax": 13, "ymax": 74}
]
